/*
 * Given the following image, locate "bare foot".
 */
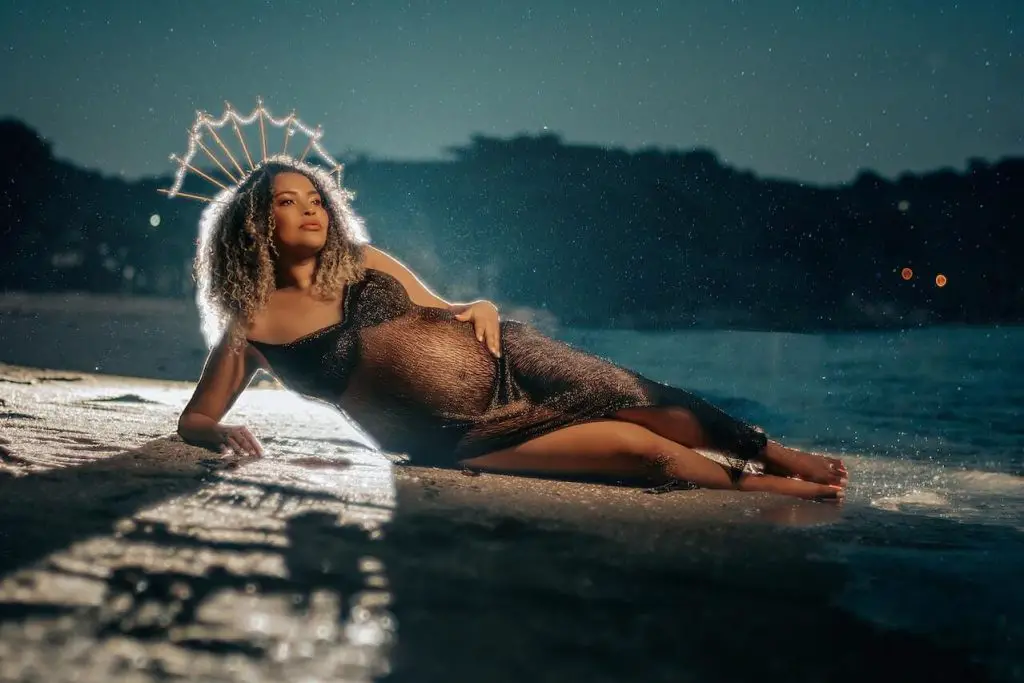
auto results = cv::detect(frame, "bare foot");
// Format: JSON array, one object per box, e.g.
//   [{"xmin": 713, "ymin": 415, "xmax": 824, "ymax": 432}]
[
  {"xmin": 740, "ymin": 473, "xmax": 846, "ymax": 503},
  {"xmin": 761, "ymin": 441, "xmax": 848, "ymax": 486}
]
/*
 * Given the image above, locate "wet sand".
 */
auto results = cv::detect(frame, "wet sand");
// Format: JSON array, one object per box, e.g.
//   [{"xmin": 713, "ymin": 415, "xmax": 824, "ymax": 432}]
[{"xmin": 2, "ymin": 362, "xmax": 1023, "ymax": 681}]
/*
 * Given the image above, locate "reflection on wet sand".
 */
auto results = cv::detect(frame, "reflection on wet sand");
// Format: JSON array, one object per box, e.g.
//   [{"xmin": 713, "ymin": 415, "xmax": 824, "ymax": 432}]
[{"xmin": 0, "ymin": 370, "xmax": 396, "ymax": 681}]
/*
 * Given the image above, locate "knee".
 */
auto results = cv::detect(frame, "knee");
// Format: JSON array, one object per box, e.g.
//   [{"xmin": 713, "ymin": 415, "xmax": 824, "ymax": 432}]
[
  {"xmin": 668, "ymin": 407, "xmax": 703, "ymax": 431},
  {"xmin": 616, "ymin": 406, "xmax": 708, "ymax": 448}
]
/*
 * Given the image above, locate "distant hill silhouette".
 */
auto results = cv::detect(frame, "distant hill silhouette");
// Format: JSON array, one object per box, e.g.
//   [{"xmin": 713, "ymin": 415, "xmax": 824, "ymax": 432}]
[{"xmin": 1, "ymin": 118, "xmax": 1021, "ymax": 331}]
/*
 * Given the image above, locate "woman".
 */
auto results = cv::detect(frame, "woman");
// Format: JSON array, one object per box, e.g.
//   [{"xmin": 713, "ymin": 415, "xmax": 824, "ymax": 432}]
[{"xmin": 177, "ymin": 156, "xmax": 848, "ymax": 501}]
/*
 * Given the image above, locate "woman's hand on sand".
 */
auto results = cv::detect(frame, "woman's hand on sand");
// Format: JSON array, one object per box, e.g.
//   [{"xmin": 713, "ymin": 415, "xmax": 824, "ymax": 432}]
[
  {"xmin": 454, "ymin": 300, "xmax": 501, "ymax": 358},
  {"xmin": 215, "ymin": 424, "xmax": 263, "ymax": 458}
]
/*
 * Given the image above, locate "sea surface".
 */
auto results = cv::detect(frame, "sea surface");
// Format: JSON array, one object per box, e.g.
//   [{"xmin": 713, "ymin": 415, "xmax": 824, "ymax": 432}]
[{"xmin": 0, "ymin": 298, "xmax": 1022, "ymax": 681}]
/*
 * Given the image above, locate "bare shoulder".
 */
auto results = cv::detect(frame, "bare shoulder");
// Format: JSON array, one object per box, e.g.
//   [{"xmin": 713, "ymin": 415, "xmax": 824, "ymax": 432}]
[
  {"xmin": 213, "ymin": 317, "xmax": 267, "ymax": 366},
  {"xmin": 360, "ymin": 244, "xmax": 391, "ymax": 270},
  {"xmin": 359, "ymin": 244, "xmax": 415, "ymax": 280},
  {"xmin": 357, "ymin": 244, "xmax": 446, "ymax": 307}
]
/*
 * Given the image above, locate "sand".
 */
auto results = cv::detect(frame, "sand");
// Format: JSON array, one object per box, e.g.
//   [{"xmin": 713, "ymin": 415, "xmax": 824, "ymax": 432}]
[{"xmin": 1, "ymin": 362, "xmax": 1020, "ymax": 682}]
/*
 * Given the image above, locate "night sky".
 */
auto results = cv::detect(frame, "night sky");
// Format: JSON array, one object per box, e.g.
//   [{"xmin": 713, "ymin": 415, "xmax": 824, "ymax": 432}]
[{"xmin": 1, "ymin": 0, "xmax": 1020, "ymax": 184}]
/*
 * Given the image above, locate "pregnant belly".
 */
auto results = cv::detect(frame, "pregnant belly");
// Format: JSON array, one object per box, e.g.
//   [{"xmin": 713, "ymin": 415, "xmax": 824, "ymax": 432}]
[{"xmin": 351, "ymin": 319, "xmax": 499, "ymax": 418}]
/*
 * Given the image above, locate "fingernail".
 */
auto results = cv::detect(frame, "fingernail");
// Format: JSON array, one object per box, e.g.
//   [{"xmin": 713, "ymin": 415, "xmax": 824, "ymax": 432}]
[{"xmin": 840, "ymin": 477, "xmax": 849, "ymax": 485}]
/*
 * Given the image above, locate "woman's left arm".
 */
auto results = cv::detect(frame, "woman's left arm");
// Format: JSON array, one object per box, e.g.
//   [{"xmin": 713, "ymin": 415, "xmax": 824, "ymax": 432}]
[{"xmin": 361, "ymin": 245, "xmax": 501, "ymax": 357}]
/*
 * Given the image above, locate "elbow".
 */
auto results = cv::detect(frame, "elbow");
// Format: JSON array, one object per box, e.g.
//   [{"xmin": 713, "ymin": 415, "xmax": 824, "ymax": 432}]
[
  {"xmin": 176, "ymin": 410, "xmax": 207, "ymax": 444},
  {"xmin": 176, "ymin": 411, "xmax": 191, "ymax": 441},
  {"xmin": 177, "ymin": 409, "xmax": 222, "ymax": 447}
]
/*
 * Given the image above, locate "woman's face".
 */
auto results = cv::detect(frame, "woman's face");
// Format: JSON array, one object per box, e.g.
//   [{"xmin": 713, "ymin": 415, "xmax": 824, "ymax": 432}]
[{"xmin": 270, "ymin": 171, "xmax": 328, "ymax": 256}]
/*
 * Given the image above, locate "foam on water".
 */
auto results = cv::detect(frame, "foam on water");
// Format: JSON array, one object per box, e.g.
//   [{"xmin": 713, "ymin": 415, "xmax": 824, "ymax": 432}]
[
  {"xmin": 871, "ymin": 489, "xmax": 950, "ymax": 512},
  {"xmin": 797, "ymin": 450, "xmax": 1024, "ymax": 528}
]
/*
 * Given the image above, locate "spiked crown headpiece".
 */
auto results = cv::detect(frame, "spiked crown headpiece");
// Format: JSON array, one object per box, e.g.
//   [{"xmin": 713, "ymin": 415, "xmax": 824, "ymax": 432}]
[{"xmin": 160, "ymin": 98, "xmax": 345, "ymax": 203}]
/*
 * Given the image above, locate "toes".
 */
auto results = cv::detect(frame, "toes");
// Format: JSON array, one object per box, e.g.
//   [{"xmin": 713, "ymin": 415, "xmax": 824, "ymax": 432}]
[
  {"xmin": 816, "ymin": 484, "xmax": 846, "ymax": 504},
  {"xmin": 827, "ymin": 459, "xmax": 849, "ymax": 484},
  {"xmin": 828, "ymin": 458, "xmax": 848, "ymax": 474},
  {"xmin": 810, "ymin": 465, "xmax": 846, "ymax": 486}
]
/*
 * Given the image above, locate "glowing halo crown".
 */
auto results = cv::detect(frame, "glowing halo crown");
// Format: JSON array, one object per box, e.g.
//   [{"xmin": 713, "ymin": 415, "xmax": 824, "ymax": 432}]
[{"xmin": 159, "ymin": 98, "xmax": 344, "ymax": 203}]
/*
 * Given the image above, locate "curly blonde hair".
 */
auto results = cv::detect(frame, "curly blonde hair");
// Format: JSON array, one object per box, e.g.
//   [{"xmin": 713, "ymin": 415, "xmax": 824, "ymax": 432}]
[{"xmin": 193, "ymin": 155, "xmax": 370, "ymax": 348}]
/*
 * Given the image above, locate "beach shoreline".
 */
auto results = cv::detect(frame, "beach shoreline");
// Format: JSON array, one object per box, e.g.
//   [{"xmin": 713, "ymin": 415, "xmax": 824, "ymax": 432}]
[{"xmin": 1, "ymin": 363, "xmax": 1021, "ymax": 681}]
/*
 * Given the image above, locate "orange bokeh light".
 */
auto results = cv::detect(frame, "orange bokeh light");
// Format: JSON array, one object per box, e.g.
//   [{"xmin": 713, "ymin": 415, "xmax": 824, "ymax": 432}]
[
  {"xmin": 935, "ymin": 274, "xmax": 948, "ymax": 288},
  {"xmin": 900, "ymin": 267, "xmax": 913, "ymax": 281}
]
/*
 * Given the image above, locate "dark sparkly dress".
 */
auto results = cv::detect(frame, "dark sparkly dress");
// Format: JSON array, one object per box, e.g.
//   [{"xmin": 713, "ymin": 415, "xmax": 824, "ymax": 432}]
[{"xmin": 247, "ymin": 269, "xmax": 768, "ymax": 468}]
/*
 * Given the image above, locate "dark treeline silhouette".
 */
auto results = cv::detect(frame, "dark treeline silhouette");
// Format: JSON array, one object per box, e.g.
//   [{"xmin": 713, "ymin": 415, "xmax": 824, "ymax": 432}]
[{"xmin": 1, "ymin": 118, "xmax": 1021, "ymax": 331}]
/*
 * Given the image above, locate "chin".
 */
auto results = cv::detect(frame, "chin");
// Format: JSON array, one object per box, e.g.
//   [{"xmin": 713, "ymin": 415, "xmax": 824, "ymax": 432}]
[{"xmin": 279, "ymin": 237, "xmax": 327, "ymax": 258}]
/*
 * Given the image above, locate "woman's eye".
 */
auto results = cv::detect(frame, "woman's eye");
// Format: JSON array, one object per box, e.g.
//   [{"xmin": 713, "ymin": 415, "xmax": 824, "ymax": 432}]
[{"xmin": 279, "ymin": 199, "xmax": 293, "ymax": 206}]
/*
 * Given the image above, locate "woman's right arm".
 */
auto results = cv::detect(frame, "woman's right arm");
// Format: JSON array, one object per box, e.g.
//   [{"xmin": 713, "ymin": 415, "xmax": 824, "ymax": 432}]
[{"xmin": 177, "ymin": 335, "xmax": 266, "ymax": 457}]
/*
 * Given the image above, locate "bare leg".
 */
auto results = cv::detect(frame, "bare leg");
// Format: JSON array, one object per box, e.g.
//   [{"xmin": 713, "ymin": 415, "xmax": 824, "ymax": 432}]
[
  {"xmin": 613, "ymin": 406, "xmax": 711, "ymax": 448},
  {"xmin": 614, "ymin": 407, "xmax": 848, "ymax": 486},
  {"xmin": 460, "ymin": 420, "xmax": 844, "ymax": 502}
]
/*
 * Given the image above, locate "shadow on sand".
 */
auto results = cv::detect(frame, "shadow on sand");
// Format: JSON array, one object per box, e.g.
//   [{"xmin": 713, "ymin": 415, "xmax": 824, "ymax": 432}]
[{"xmin": 0, "ymin": 437, "xmax": 216, "ymax": 577}]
